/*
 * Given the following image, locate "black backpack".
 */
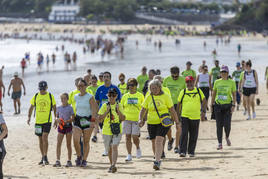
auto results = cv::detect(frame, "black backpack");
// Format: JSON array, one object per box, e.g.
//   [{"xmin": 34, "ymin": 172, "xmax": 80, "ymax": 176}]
[
  {"xmin": 34, "ymin": 92, "xmax": 53, "ymax": 123},
  {"xmin": 180, "ymin": 88, "xmax": 202, "ymax": 105}
]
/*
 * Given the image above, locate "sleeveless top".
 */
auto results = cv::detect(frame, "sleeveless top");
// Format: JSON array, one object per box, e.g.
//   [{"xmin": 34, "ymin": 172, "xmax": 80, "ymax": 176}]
[
  {"xmin": 243, "ymin": 70, "xmax": 257, "ymax": 88},
  {"xmin": 74, "ymin": 93, "xmax": 93, "ymax": 117},
  {"xmin": 198, "ymin": 73, "xmax": 210, "ymax": 87}
]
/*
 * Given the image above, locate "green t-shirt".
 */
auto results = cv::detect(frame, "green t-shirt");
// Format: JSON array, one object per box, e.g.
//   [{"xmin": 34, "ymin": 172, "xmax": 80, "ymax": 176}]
[
  {"xmin": 232, "ymin": 70, "xmax": 242, "ymax": 82},
  {"xmin": 182, "ymin": 69, "xmax": 196, "ymax": 78},
  {"xmin": 213, "ymin": 79, "xmax": 236, "ymax": 104},
  {"xmin": 30, "ymin": 92, "xmax": 56, "ymax": 124},
  {"xmin": 137, "ymin": 74, "xmax": 149, "ymax": 92},
  {"xmin": 210, "ymin": 66, "xmax": 220, "ymax": 83},
  {"xmin": 163, "ymin": 76, "xmax": 186, "ymax": 104},
  {"xmin": 239, "ymin": 71, "xmax": 245, "ymax": 81}
]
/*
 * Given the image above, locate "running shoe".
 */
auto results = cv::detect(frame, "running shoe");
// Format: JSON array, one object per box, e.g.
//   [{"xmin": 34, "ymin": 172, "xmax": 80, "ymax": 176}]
[
  {"xmin": 102, "ymin": 150, "xmax": 108, "ymax": 156},
  {"xmin": 179, "ymin": 153, "xmax": 186, "ymax": 157},
  {"xmin": 217, "ymin": 143, "xmax": 223, "ymax": 150},
  {"xmin": 53, "ymin": 160, "xmax": 61, "ymax": 167},
  {"xmin": 81, "ymin": 160, "xmax": 87, "ymax": 167},
  {"xmin": 65, "ymin": 160, "xmax": 72, "ymax": 167},
  {"xmin": 125, "ymin": 154, "xmax": 132, "ymax": 161},
  {"xmin": 136, "ymin": 148, "xmax": 142, "ymax": 159},
  {"xmin": 174, "ymin": 147, "xmax": 180, "ymax": 154},
  {"xmin": 161, "ymin": 152, "xmax": 166, "ymax": 159},
  {"xmin": 38, "ymin": 157, "xmax": 43, "ymax": 165},
  {"xmin": 243, "ymin": 110, "xmax": 247, "ymax": 116},
  {"xmin": 153, "ymin": 161, "xmax": 161, "ymax": 170},
  {"xmin": 108, "ymin": 165, "xmax": 117, "ymax": 173},
  {"xmin": 252, "ymin": 112, "xmax": 256, "ymax": 119},
  {"xmin": 43, "ymin": 156, "xmax": 49, "ymax": 165},
  {"xmin": 75, "ymin": 156, "xmax": 82, "ymax": 166},
  {"xmin": 226, "ymin": 138, "xmax": 231, "ymax": 146},
  {"xmin": 246, "ymin": 115, "xmax": 251, "ymax": 120},
  {"xmin": 189, "ymin": 154, "xmax": 195, "ymax": 157},
  {"xmin": 146, "ymin": 136, "xmax": 150, "ymax": 140},
  {"xmin": 167, "ymin": 138, "xmax": 174, "ymax": 151},
  {"xmin": 91, "ymin": 136, "xmax": 97, "ymax": 143}
]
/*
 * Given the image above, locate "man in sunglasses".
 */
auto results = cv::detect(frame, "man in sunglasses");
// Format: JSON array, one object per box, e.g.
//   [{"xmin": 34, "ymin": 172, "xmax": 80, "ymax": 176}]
[
  {"xmin": 95, "ymin": 71, "xmax": 121, "ymax": 155},
  {"xmin": 163, "ymin": 66, "xmax": 186, "ymax": 153}
]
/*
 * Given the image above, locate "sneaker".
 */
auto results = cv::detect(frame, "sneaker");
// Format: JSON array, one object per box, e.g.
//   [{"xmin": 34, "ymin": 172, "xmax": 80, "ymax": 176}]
[
  {"xmin": 43, "ymin": 156, "xmax": 49, "ymax": 165},
  {"xmin": 65, "ymin": 160, "xmax": 72, "ymax": 167},
  {"xmin": 91, "ymin": 136, "xmax": 97, "ymax": 143},
  {"xmin": 189, "ymin": 154, "xmax": 195, "ymax": 157},
  {"xmin": 161, "ymin": 152, "xmax": 166, "ymax": 159},
  {"xmin": 167, "ymin": 138, "xmax": 174, "ymax": 151},
  {"xmin": 108, "ymin": 165, "xmax": 117, "ymax": 173},
  {"xmin": 75, "ymin": 156, "xmax": 82, "ymax": 166},
  {"xmin": 252, "ymin": 112, "xmax": 256, "ymax": 119},
  {"xmin": 153, "ymin": 161, "xmax": 161, "ymax": 170},
  {"xmin": 179, "ymin": 153, "xmax": 186, "ymax": 157},
  {"xmin": 246, "ymin": 115, "xmax": 251, "ymax": 120},
  {"xmin": 38, "ymin": 157, "xmax": 43, "ymax": 165},
  {"xmin": 125, "ymin": 154, "xmax": 132, "ymax": 161},
  {"xmin": 243, "ymin": 110, "xmax": 247, "ymax": 116},
  {"xmin": 146, "ymin": 136, "xmax": 150, "ymax": 140},
  {"xmin": 136, "ymin": 148, "xmax": 142, "ymax": 159},
  {"xmin": 174, "ymin": 147, "xmax": 180, "ymax": 154},
  {"xmin": 53, "ymin": 160, "xmax": 61, "ymax": 167},
  {"xmin": 226, "ymin": 138, "xmax": 231, "ymax": 146},
  {"xmin": 81, "ymin": 160, "xmax": 87, "ymax": 167},
  {"xmin": 102, "ymin": 150, "xmax": 108, "ymax": 156},
  {"xmin": 217, "ymin": 143, "xmax": 223, "ymax": 150}
]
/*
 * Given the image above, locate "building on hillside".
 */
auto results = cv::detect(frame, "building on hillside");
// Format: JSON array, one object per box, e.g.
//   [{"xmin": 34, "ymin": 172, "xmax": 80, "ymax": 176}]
[{"xmin": 48, "ymin": 0, "xmax": 80, "ymax": 23}]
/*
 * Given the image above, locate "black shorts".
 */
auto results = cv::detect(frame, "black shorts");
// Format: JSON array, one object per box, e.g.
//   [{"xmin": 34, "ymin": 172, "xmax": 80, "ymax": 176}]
[
  {"xmin": 147, "ymin": 124, "xmax": 170, "ymax": 140},
  {"xmin": 200, "ymin": 87, "xmax": 210, "ymax": 100},
  {"xmin": 35, "ymin": 123, "xmax": 51, "ymax": 137},
  {"xmin": 242, "ymin": 87, "xmax": 256, "ymax": 97},
  {"xmin": 74, "ymin": 115, "xmax": 92, "ymax": 130}
]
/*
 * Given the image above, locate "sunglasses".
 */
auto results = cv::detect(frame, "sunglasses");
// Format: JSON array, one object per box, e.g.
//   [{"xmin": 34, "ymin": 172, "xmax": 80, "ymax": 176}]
[
  {"xmin": 99, "ymin": 75, "xmax": 103, "ymax": 77},
  {"xmin": 119, "ymin": 78, "xmax": 124, "ymax": 81},
  {"xmin": 128, "ymin": 84, "xmax": 135, "ymax": 87},
  {"xmin": 172, "ymin": 75, "xmax": 179, "ymax": 78},
  {"xmin": 108, "ymin": 94, "xmax": 117, "ymax": 97}
]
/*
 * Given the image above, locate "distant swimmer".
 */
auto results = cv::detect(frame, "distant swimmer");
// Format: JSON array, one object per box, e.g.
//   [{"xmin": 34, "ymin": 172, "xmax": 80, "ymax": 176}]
[
  {"xmin": 0, "ymin": 79, "xmax": 5, "ymax": 112},
  {"xmin": 52, "ymin": 53, "xmax": 56, "ymax": 66},
  {"xmin": 20, "ymin": 58, "xmax": 27, "ymax": 76},
  {"xmin": 46, "ymin": 55, "xmax": 50, "ymax": 72}
]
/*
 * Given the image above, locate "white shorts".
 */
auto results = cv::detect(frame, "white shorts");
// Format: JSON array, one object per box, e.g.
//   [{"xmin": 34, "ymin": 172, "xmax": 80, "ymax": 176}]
[
  {"xmin": 103, "ymin": 134, "xmax": 122, "ymax": 152},
  {"xmin": 123, "ymin": 120, "xmax": 140, "ymax": 135}
]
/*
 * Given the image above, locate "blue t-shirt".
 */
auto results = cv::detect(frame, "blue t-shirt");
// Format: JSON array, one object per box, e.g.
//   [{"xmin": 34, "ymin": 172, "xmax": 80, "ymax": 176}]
[{"xmin": 95, "ymin": 84, "xmax": 121, "ymax": 108}]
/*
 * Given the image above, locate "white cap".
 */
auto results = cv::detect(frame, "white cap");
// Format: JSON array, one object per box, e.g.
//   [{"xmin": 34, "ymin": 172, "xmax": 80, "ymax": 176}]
[{"xmin": 14, "ymin": 72, "xmax": 19, "ymax": 76}]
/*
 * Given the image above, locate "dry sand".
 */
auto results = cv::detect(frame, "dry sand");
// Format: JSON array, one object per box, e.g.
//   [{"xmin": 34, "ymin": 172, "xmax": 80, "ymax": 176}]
[{"xmin": 2, "ymin": 85, "xmax": 268, "ymax": 179}]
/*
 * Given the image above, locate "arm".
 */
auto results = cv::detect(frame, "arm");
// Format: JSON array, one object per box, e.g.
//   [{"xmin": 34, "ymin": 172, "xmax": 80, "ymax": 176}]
[
  {"xmin": 210, "ymin": 89, "xmax": 216, "ymax": 107},
  {"xmin": 0, "ymin": 123, "xmax": 8, "ymax": 141},
  {"xmin": 169, "ymin": 107, "xmax": 179, "ymax": 124},
  {"xmin": 209, "ymin": 75, "xmax": 212, "ymax": 90},
  {"xmin": 201, "ymin": 98, "xmax": 207, "ymax": 121},
  {"xmin": 21, "ymin": 79, "xmax": 26, "ymax": 95},
  {"xmin": 176, "ymin": 102, "xmax": 182, "ymax": 119},
  {"xmin": 231, "ymin": 91, "xmax": 236, "ymax": 113},
  {"xmin": 7, "ymin": 81, "xmax": 12, "ymax": 96},
  {"xmin": 138, "ymin": 107, "xmax": 147, "ymax": 127},
  {"xmin": 194, "ymin": 75, "xmax": 199, "ymax": 87},
  {"xmin": 98, "ymin": 105, "xmax": 110, "ymax": 123},
  {"xmin": 90, "ymin": 97, "xmax": 98, "ymax": 121},
  {"xmin": 255, "ymin": 71, "xmax": 259, "ymax": 95},
  {"xmin": 27, "ymin": 105, "xmax": 35, "ymax": 125}
]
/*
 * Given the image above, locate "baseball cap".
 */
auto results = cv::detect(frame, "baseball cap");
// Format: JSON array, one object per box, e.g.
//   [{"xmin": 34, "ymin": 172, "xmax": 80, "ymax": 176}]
[
  {"xmin": 14, "ymin": 72, "xmax": 19, "ymax": 77},
  {"xmin": 185, "ymin": 76, "xmax": 194, "ymax": 82},
  {"xmin": 38, "ymin": 81, "xmax": 48, "ymax": 90},
  {"xmin": 220, "ymin": 65, "xmax": 229, "ymax": 73},
  {"xmin": 186, "ymin": 61, "xmax": 192, "ymax": 66},
  {"xmin": 108, "ymin": 88, "xmax": 118, "ymax": 95},
  {"xmin": 99, "ymin": 72, "xmax": 104, "ymax": 77},
  {"xmin": 236, "ymin": 62, "xmax": 241, "ymax": 67}
]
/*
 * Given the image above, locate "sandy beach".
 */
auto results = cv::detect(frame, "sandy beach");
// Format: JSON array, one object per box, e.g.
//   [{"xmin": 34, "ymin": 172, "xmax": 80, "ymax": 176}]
[{"xmin": 2, "ymin": 84, "xmax": 268, "ymax": 179}]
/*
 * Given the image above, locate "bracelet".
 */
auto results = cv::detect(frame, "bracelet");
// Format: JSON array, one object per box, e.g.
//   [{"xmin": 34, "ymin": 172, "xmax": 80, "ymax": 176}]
[{"xmin": 232, "ymin": 104, "xmax": 235, "ymax": 107}]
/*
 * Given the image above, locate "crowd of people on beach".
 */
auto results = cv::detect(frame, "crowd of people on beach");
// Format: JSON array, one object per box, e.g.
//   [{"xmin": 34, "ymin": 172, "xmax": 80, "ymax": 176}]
[{"xmin": 0, "ymin": 55, "xmax": 265, "ymax": 177}]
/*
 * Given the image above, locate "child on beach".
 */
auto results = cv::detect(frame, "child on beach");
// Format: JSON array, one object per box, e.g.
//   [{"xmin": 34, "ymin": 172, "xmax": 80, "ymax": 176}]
[{"xmin": 53, "ymin": 93, "xmax": 74, "ymax": 167}]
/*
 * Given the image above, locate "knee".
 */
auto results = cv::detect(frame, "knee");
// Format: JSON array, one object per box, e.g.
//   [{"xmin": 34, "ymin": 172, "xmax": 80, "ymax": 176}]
[{"xmin": 126, "ymin": 135, "xmax": 131, "ymax": 142}]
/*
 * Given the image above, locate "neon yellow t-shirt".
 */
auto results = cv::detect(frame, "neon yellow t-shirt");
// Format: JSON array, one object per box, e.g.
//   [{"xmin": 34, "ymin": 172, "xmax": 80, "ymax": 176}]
[
  {"xmin": 68, "ymin": 89, "xmax": 93, "ymax": 115},
  {"xmin": 213, "ymin": 79, "xmax": 236, "ymax": 104},
  {"xmin": 30, "ymin": 92, "xmax": 56, "ymax": 124},
  {"xmin": 97, "ymin": 80, "xmax": 104, "ymax": 86},
  {"xmin": 118, "ymin": 83, "xmax": 127, "ymax": 95},
  {"xmin": 163, "ymin": 76, "xmax": 186, "ymax": 105},
  {"xmin": 142, "ymin": 93, "xmax": 173, "ymax": 125},
  {"xmin": 182, "ymin": 69, "xmax": 196, "ymax": 78},
  {"xmin": 145, "ymin": 86, "xmax": 171, "ymax": 99},
  {"xmin": 239, "ymin": 71, "xmax": 245, "ymax": 81},
  {"xmin": 87, "ymin": 85, "xmax": 98, "ymax": 96},
  {"xmin": 121, "ymin": 92, "xmax": 144, "ymax": 121},
  {"xmin": 178, "ymin": 88, "xmax": 205, "ymax": 120},
  {"xmin": 137, "ymin": 74, "xmax": 149, "ymax": 92},
  {"xmin": 98, "ymin": 103, "xmax": 124, "ymax": 135}
]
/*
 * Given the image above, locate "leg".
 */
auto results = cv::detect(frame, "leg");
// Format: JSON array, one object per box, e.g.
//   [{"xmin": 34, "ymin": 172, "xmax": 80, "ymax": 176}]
[
  {"xmin": 244, "ymin": 96, "xmax": 251, "ymax": 117},
  {"xmin": 126, "ymin": 134, "xmax": 132, "ymax": 155},
  {"xmin": 17, "ymin": 99, "xmax": 21, "ymax": 114},
  {"xmin": 175, "ymin": 125, "xmax": 181, "ymax": 148},
  {"xmin": 155, "ymin": 136, "xmax": 164, "ymax": 161},
  {"xmin": 108, "ymin": 146, "xmax": 112, "ymax": 165},
  {"xmin": 112, "ymin": 145, "xmax": 119, "ymax": 166},
  {"xmin": 56, "ymin": 133, "xmax": 64, "ymax": 160},
  {"xmin": 42, "ymin": 132, "xmax": 49, "ymax": 156},
  {"xmin": 82, "ymin": 127, "xmax": 94, "ymax": 161},
  {"xmin": 243, "ymin": 95, "xmax": 247, "ymax": 111},
  {"xmin": 188, "ymin": 120, "xmax": 200, "ymax": 155},
  {"xmin": 250, "ymin": 94, "xmax": 256, "ymax": 113},
  {"xmin": 38, "ymin": 136, "xmax": 44, "ymax": 157},
  {"xmin": 132, "ymin": 135, "xmax": 140, "ymax": 150},
  {"xmin": 224, "ymin": 108, "xmax": 232, "ymax": 139},
  {"xmin": 13, "ymin": 99, "xmax": 17, "ymax": 113},
  {"xmin": 151, "ymin": 139, "xmax": 156, "ymax": 156},
  {"xmin": 179, "ymin": 117, "xmax": 189, "ymax": 154},
  {"xmin": 167, "ymin": 128, "xmax": 172, "ymax": 141},
  {"xmin": 73, "ymin": 127, "xmax": 82, "ymax": 158},
  {"xmin": 66, "ymin": 132, "xmax": 72, "ymax": 161},
  {"xmin": 215, "ymin": 106, "xmax": 224, "ymax": 144}
]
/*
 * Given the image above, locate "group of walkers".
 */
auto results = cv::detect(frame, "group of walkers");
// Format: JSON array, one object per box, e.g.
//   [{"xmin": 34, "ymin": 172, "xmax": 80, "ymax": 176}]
[{"xmin": 20, "ymin": 58, "xmax": 261, "ymax": 173}]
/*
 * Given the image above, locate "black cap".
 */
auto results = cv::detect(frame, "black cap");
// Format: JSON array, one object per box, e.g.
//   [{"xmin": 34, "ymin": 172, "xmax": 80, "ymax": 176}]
[
  {"xmin": 39, "ymin": 81, "xmax": 47, "ymax": 90},
  {"xmin": 108, "ymin": 88, "xmax": 117, "ymax": 94},
  {"xmin": 186, "ymin": 61, "xmax": 192, "ymax": 66}
]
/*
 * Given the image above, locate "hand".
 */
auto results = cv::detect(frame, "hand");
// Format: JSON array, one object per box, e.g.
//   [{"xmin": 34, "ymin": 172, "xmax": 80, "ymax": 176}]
[
  {"xmin": 27, "ymin": 118, "xmax": 31, "ymax": 125},
  {"xmin": 231, "ymin": 106, "xmax": 235, "ymax": 114},
  {"xmin": 8, "ymin": 92, "xmax": 10, "ymax": 96},
  {"xmin": 138, "ymin": 120, "xmax": 145, "ymax": 128},
  {"xmin": 53, "ymin": 121, "xmax": 58, "ymax": 129},
  {"xmin": 24, "ymin": 91, "xmax": 26, "ymax": 96}
]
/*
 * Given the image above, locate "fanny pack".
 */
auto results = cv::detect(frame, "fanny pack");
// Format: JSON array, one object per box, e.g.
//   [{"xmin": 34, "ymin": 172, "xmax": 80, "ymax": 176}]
[
  {"xmin": 151, "ymin": 95, "xmax": 173, "ymax": 127},
  {"xmin": 76, "ymin": 115, "xmax": 91, "ymax": 128}
]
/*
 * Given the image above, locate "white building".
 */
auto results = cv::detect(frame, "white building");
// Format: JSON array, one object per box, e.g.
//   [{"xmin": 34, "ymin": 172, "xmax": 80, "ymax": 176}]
[{"xmin": 48, "ymin": 0, "xmax": 80, "ymax": 23}]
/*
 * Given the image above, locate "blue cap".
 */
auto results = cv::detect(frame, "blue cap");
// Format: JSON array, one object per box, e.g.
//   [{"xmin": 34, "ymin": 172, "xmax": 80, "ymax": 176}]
[
  {"xmin": 236, "ymin": 62, "xmax": 240, "ymax": 67},
  {"xmin": 38, "ymin": 81, "xmax": 47, "ymax": 90}
]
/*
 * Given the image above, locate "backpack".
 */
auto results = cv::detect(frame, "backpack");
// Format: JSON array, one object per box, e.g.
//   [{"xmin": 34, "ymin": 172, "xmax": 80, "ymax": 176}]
[
  {"xmin": 180, "ymin": 88, "xmax": 202, "ymax": 105},
  {"xmin": 244, "ymin": 70, "xmax": 256, "ymax": 81},
  {"xmin": 34, "ymin": 92, "xmax": 53, "ymax": 123}
]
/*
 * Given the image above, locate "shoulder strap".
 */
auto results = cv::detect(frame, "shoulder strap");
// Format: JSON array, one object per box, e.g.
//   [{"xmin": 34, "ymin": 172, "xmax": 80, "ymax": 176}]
[
  {"xmin": 33, "ymin": 93, "xmax": 38, "ymax": 117},
  {"xmin": 253, "ymin": 70, "xmax": 256, "ymax": 81},
  {"xmin": 180, "ymin": 89, "xmax": 186, "ymax": 103},
  {"xmin": 47, "ymin": 93, "xmax": 53, "ymax": 123},
  {"xmin": 196, "ymin": 88, "xmax": 202, "ymax": 104},
  {"xmin": 151, "ymin": 95, "xmax": 161, "ymax": 118}
]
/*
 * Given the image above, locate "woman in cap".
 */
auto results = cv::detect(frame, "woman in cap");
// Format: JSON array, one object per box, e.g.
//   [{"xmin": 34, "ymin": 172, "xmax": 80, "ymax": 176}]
[
  {"xmin": 211, "ymin": 66, "xmax": 236, "ymax": 150},
  {"xmin": 98, "ymin": 88, "xmax": 125, "ymax": 173}
]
